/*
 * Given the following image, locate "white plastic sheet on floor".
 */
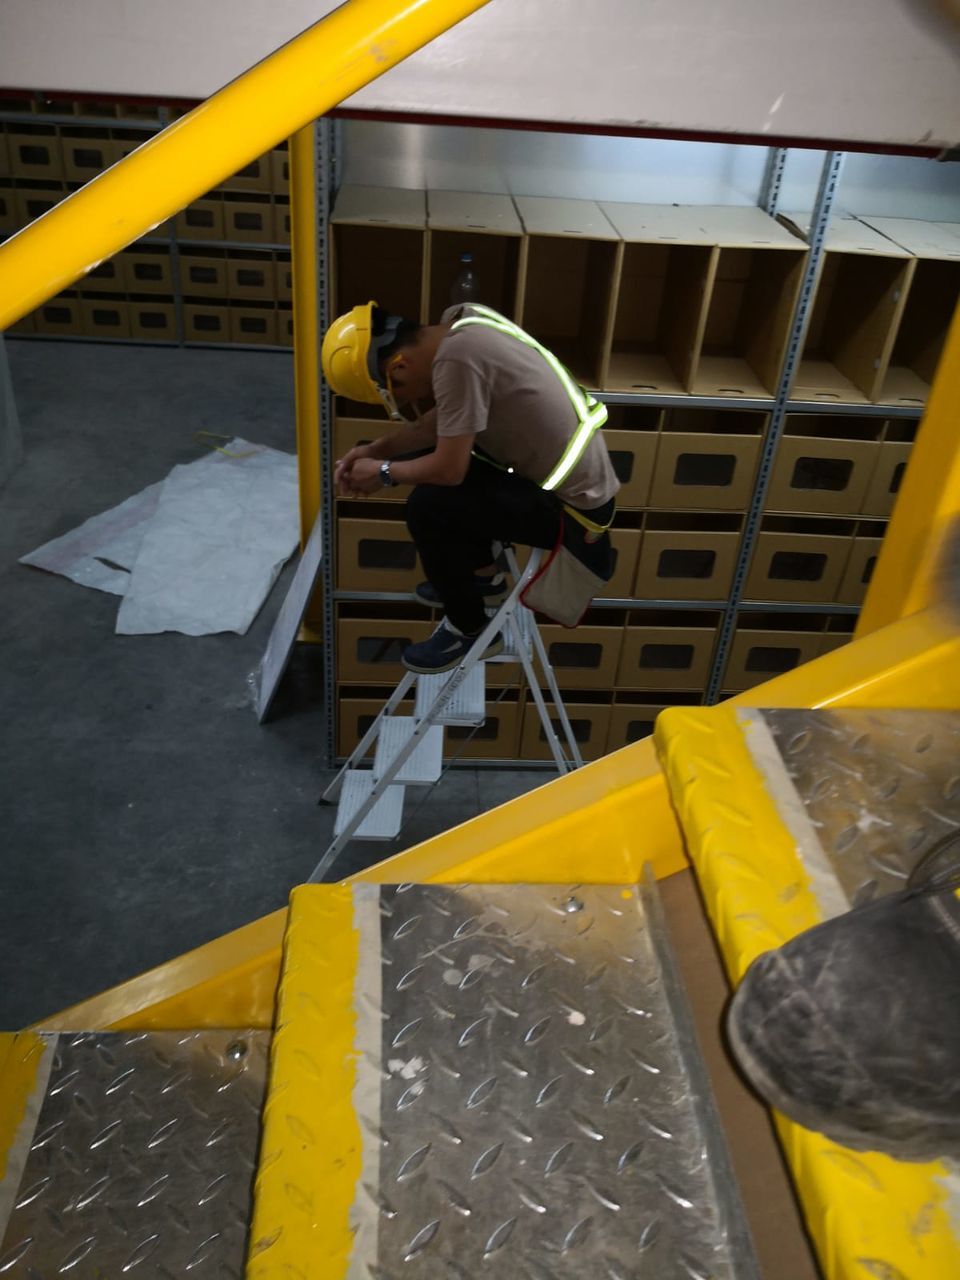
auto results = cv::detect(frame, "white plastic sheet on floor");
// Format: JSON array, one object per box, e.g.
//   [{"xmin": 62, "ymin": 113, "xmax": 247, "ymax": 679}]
[{"xmin": 20, "ymin": 439, "xmax": 299, "ymax": 636}]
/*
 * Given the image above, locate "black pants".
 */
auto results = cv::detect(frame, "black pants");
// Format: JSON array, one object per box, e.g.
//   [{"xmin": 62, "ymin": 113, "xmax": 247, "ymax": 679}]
[{"xmin": 406, "ymin": 457, "xmax": 564, "ymax": 633}]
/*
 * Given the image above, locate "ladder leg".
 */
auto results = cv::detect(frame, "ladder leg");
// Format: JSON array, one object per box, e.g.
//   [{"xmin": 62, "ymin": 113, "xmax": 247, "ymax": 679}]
[
  {"xmin": 321, "ymin": 671, "xmax": 416, "ymax": 802},
  {"xmin": 528, "ymin": 620, "xmax": 585, "ymax": 769},
  {"xmin": 505, "ymin": 612, "xmax": 572, "ymax": 775}
]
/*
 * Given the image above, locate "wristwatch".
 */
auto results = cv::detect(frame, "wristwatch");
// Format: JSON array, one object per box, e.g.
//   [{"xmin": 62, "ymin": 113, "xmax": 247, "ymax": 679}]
[{"xmin": 379, "ymin": 460, "xmax": 395, "ymax": 487}]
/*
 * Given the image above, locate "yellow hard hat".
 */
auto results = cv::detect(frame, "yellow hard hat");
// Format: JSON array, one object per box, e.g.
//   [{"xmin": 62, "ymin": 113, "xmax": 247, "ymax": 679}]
[{"xmin": 321, "ymin": 301, "xmax": 403, "ymax": 415}]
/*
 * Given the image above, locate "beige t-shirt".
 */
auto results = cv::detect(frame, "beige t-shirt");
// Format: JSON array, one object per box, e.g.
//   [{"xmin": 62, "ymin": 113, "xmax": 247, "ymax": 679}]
[{"xmin": 431, "ymin": 304, "xmax": 619, "ymax": 511}]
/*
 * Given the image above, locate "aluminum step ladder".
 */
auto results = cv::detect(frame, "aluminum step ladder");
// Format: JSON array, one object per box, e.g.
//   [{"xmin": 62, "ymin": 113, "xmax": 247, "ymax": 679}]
[{"xmin": 309, "ymin": 546, "xmax": 583, "ymax": 882}]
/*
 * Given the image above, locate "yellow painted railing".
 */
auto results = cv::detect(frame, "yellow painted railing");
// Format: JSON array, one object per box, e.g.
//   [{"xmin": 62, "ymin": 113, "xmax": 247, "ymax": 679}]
[{"xmin": 0, "ymin": 0, "xmax": 493, "ymax": 331}]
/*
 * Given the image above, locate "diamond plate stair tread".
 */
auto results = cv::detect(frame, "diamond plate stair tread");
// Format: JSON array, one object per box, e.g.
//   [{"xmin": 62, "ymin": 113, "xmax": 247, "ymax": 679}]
[
  {"xmin": 0, "ymin": 1029, "xmax": 268, "ymax": 1278},
  {"xmin": 415, "ymin": 664, "xmax": 486, "ymax": 724},
  {"xmin": 269, "ymin": 882, "xmax": 757, "ymax": 1279},
  {"xmin": 374, "ymin": 716, "xmax": 443, "ymax": 784},
  {"xmin": 760, "ymin": 708, "xmax": 960, "ymax": 906},
  {"xmin": 335, "ymin": 770, "xmax": 405, "ymax": 838}
]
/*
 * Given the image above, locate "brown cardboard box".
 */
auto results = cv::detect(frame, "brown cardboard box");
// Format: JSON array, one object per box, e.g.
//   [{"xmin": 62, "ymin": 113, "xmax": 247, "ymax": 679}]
[
  {"xmin": 337, "ymin": 617, "xmax": 433, "ymax": 684},
  {"xmin": 121, "ymin": 250, "xmax": 173, "ymax": 295},
  {"xmin": 179, "ymin": 255, "xmax": 228, "ymax": 298},
  {"xmin": 520, "ymin": 699, "xmax": 611, "ymax": 761},
  {"xmin": 270, "ymin": 149, "xmax": 289, "ymax": 194},
  {"xmin": 724, "ymin": 628, "xmax": 824, "ymax": 691},
  {"xmin": 618, "ymin": 624, "xmax": 716, "ymax": 691},
  {"xmin": 332, "ymin": 185, "xmax": 427, "ymax": 321},
  {"xmin": 61, "ymin": 134, "xmax": 111, "ymax": 181},
  {"xmin": 598, "ymin": 529, "xmax": 642, "ymax": 599},
  {"xmin": 7, "ymin": 130, "xmax": 62, "ymax": 180},
  {"xmin": 651, "ymin": 433, "xmax": 760, "ymax": 510},
  {"xmin": 0, "ymin": 133, "xmax": 10, "ymax": 179},
  {"xmin": 606, "ymin": 701, "xmax": 671, "ymax": 751},
  {"xmin": 274, "ymin": 259, "xmax": 293, "ymax": 302},
  {"xmin": 228, "ymin": 308, "xmax": 278, "ymax": 345},
  {"xmin": 0, "ymin": 187, "xmax": 15, "ymax": 234},
  {"xmin": 226, "ymin": 259, "xmax": 274, "ymax": 301},
  {"xmin": 223, "ymin": 199, "xmax": 274, "ymax": 243},
  {"xmin": 515, "ymin": 196, "xmax": 619, "ymax": 389},
  {"xmin": 427, "ymin": 190, "xmax": 525, "ymax": 322},
  {"xmin": 273, "ymin": 203, "xmax": 291, "ymax": 244},
  {"xmin": 79, "ymin": 257, "xmax": 125, "ymax": 293},
  {"xmin": 766, "ymin": 437, "xmax": 878, "ymax": 515},
  {"xmin": 744, "ymin": 530, "xmax": 852, "ymax": 602},
  {"xmin": 837, "ymin": 536, "xmax": 883, "ymax": 605},
  {"xmin": 537, "ymin": 625, "xmax": 624, "ymax": 689},
  {"xmin": 277, "ymin": 306, "xmax": 293, "ymax": 346},
  {"xmin": 79, "ymin": 300, "xmax": 130, "ymax": 340},
  {"xmin": 818, "ymin": 633, "xmax": 853, "ymax": 657},
  {"xmin": 338, "ymin": 516, "xmax": 421, "ymax": 592},
  {"xmin": 333, "ymin": 419, "xmax": 412, "ymax": 503},
  {"xmin": 8, "ymin": 311, "xmax": 36, "ymax": 335},
  {"xmin": 176, "ymin": 200, "xmax": 225, "ymax": 241},
  {"xmin": 337, "ymin": 692, "xmax": 415, "ymax": 758},
  {"xmin": 862, "ymin": 441, "xmax": 912, "ymax": 516},
  {"xmin": 635, "ymin": 529, "xmax": 739, "ymax": 601},
  {"xmin": 603, "ymin": 428, "xmax": 658, "ymax": 507},
  {"xmin": 129, "ymin": 301, "xmax": 176, "ymax": 341},
  {"xmin": 183, "ymin": 304, "xmax": 229, "ymax": 342},
  {"xmin": 446, "ymin": 696, "xmax": 521, "ymax": 760},
  {"xmin": 221, "ymin": 153, "xmax": 272, "ymax": 193},
  {"xmin": 33, "ymin": 296, "xmax": 82, "ymax": 335},
  {"xmin": 14, "ymin": 188, "xmax": 61, "ymax": 226}
]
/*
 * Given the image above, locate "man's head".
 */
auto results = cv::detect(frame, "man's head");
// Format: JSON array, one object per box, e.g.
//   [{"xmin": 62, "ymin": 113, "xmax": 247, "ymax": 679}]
[
  {"xmin": 321, "ymin": 302, "xmax": 442, "ymax": 414},
  {"xmin": 374, "ymin": 310, "xmax": 432, "ymax": 406}
]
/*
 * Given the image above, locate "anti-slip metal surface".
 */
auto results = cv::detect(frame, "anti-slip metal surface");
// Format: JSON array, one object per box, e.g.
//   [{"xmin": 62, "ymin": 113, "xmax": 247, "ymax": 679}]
[
  {"xmin": 760, "ymin": 708, "xmax": 960, "ymax": 906},
  {"xmin": 359, "ymin": 881, "xmax": 757, "ymax": 1279},
  {"xmin": 0, "ymin": 1030, "xmax": 268, "ymax": 1277}
]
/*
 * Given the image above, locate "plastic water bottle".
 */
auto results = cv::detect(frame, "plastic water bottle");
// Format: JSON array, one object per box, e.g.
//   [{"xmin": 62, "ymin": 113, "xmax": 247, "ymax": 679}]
[{"xmin": 450, "ymin": 252, "xmax": 479, "ymax": 305}]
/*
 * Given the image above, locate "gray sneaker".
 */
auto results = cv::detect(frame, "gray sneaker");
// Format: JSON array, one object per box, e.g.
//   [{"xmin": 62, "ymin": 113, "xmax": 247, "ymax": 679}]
[{"xmin": 402, "ymin": 619, "xmax": 504, "ymax": 674}]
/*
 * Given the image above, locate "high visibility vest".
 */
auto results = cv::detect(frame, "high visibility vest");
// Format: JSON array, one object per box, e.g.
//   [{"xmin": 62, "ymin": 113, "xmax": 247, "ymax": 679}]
[{"xmin": 449, "ymin": 303, "xmax": 608, "ymax": 494}]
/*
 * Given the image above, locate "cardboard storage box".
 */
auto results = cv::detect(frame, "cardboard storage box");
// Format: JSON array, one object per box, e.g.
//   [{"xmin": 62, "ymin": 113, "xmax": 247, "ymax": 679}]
[
  {"xmin": 520, "ymin": 698, "xmax": 611, "ymax": 762},
  {"xmin": 275, "ymin": 258, "xmax": 293, "ymax": 302},
  {"xmin": 338, "ymin": 516, "xmax": 422, "ymax": 592},
  {"xmin": 783, "ymin": 215, "xmax": 912, "ymax": 405},
  {"xmin": 7, "ymin": 130, "xmax": 62, "ymax": 180},
  {"xmin": 427, "ymin": 190, "xmax": 525, "ymax": 321},
  {"xmin": 0, "ymin": 133, "xmax": 10, "ymax": 179},
  {"xmin": 766, "ymin": 436, "xmax": 877, "ymax": 515},
  {"xmin": 446, "ymin": 695, "xmax": 521, "ymax": 760},
  {"xmin": 179, "ymin": 254, "xmax": 228, "ymax": 298},
  {"xmin": 862, "ymin": 440, "xmax": 912, "ymax": 517},
  {"xmin": 14, "ymin": 188, "xmax": 61, "ymax": 225},
  {"xmin": 33, "ymin": 296, "xmax": 82, "ymax": 336},
  {"xmin": 183, "ymin": 304, "xmax": 229, "ymax": 342},
  {"xmin": 651, "ymin": 431, "xmax": 761, "ymax": 511},
  {"xmin": 129, "ymin": 301, "xmax": 177, "ymax": 341},
  {"xmin": 337, "ymin": 693, "xmax": 412, "ymax": 758},
  {"xmin": 229, "ymin": 308, "xmax": 278, "ymax": 345},
  {"xmin": 723, "ymin": 627, "xmax": 825, "ymax": 692},
  {"xmin": 859, "ymin": 217, "xmax": 960, "ymax": 407},
  {"xmin": 79, "ymin": 300, "xmax": 130, "ymax": 340},
  {"xmin": 221, "ymin": 153, "xmax": 272, "ymax": 193},
  {"xmin": 223, "ymin": 198, "xmax": 274, "ymax": 243},
  {"xmin": 176, "ymin": 199, "xmax": 225, "ymax": 241},
  {"xmin": 0, "ymin": 187, "xmax": 15, "ymax": 234},
  {"xmin": 80, "ymin": 257, "xmax": 125, "ymax": 293},
  {"xmin": 603, "ymin": 427, "xmax": 659, "ymax": 508},
  {"xmin": 270, "ymin": 149, "xmax": 289, "ymax": 194},
  {"xmin": 634, "ymin": 524, "xmax": 740, "ymax": 601},
  {"xmin": 606, "ymin": 700, "xmax": 676, "ymax": 751},
  {"xmin": 337, "ymin": 617, "xmax": 433, "ymax": 684},
  {"xmin": 226, "ymin": 258, "xmax": 274, "ymax": 300},
  {"xmin": 61, "ymin": 133, "xmax": 111, "ymax": 181},
  {"xmin": 121, "ymin": 250, "xmax": 173, "ymax": 295},
  {"xmin": 273, "ymin": 203, "xmax": 291, "ymax": 243},
  {"xmin": 537, "ymin": 625, "xmax": 624, "ymax": 689},
  {"xmin": 744, "ymin": 526, "xmax": 853, "ymax": 602},
  {"xmin": 331, "ymin": 185, "xmax": 427, "ymax": 322},
  {"xmin": 516, "ymin": 196, "xmax": 619, "ymax": 390},
  {"xmin": 618, "ymin": 624, "xmax": 717, "ymax": 691},
  {"xmin": 277, "ymin": 306, "xmax": 293, "ymax": 346},
  {"xmin": 598, "ymin": 528, "xmax": 642, "ymax": 599},
  {"xmin": 837, "ymin": 536, "xmax": 883, "ymax": 605},
  {"xmin": 333, "ymin": 419, "xmax": 412, "ymax": 503}
]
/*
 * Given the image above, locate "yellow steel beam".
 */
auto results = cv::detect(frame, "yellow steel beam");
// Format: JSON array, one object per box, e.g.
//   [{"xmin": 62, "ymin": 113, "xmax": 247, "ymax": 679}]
[
  {"xmin": 289, "ymin": 124, "xmax": 322, "ymax": 546},
  {"xmin": 0, "ymin": 0, "xmax": 493, "ymax": 331},
  {"xmin": 857, "ymin": 300, "xmax": 960, "ymax": 635}
]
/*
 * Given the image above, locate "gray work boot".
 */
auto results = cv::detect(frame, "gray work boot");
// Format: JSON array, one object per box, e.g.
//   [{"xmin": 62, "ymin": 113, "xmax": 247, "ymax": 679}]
[{"xmin": 726, "ymin": 831, "xmax": 960, "ymax": 1162}]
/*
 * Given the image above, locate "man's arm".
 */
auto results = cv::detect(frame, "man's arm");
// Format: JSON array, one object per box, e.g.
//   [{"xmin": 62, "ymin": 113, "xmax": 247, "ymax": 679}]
[
  {"xmin": 344, "ymin": 432, "xmax": 475, "ymax": 494},
  {"xmin": 368, "ymin": 408, "xmax": 438, "ymax": 459}
]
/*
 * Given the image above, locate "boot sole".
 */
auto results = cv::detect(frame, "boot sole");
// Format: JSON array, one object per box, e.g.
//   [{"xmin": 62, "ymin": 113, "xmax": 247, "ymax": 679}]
[{"xmin": 402, "ymin": 637, "xmax": 504, "ymax": 675}]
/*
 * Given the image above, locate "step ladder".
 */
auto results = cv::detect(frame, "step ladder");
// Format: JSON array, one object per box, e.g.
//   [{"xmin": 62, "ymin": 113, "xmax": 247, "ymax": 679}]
[{"xmin": 309, "ymin": 546, "xmax": 583, "ymax": 882}]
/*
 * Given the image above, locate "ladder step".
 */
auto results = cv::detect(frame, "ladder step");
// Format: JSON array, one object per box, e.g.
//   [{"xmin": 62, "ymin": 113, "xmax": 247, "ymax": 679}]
[
  {"xmin": 491, "ymin": 603, "xmax": 534, "ymax": 663},
  {"xmin": 374, "ymin": 716, "xmax": 444, "ymax": 784},
  {"xmin": 415, "ymin": 663, "xmax": 486, "ymax": 725},
  {"xmin": 334, "ymin": 770, "xmax": 405, "ymax": 839}
]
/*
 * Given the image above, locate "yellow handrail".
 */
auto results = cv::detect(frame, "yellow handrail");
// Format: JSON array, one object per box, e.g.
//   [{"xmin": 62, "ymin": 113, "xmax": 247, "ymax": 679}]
[{"xmin": 0, "ymin": 0, "xmax": 493, "ymax": 330}]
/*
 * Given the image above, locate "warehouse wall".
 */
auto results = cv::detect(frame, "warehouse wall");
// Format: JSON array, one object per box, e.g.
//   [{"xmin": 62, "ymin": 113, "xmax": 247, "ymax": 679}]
[{"xmin": 1, "ymin": 0, "xmax": 959, "ymax": 149}]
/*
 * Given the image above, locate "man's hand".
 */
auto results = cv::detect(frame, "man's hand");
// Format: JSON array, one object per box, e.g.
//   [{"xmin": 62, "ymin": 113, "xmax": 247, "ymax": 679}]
[
  {"xmin": 334, "ymin": 444, "xmax": 375, "ymax": 497},
  {"xmin": 341, "ymin": 455, "xmax": 383, "ymax": 496}
]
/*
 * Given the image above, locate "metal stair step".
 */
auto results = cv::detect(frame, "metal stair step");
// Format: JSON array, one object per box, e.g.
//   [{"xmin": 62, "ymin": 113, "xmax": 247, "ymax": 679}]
[
  {"xmin": 415, "ymin": 662, "xmax": 486, "ymax": 725},
  {"xmin": 334, "ymin": 769, "xmax": 405, "ymax": 839},
  {"xmin": 374, "ymin": 716, "xmax": 444, "ymax": 784},
  {"xmin": 490, "ymin": 603, "xmax": 534, "ymax": 662}
]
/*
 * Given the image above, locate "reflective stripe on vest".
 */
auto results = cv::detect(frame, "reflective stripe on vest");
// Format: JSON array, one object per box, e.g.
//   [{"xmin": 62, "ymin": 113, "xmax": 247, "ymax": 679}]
[{"xmin": 450, "ymin": 303, "xmax": 608, "ymax": 493}]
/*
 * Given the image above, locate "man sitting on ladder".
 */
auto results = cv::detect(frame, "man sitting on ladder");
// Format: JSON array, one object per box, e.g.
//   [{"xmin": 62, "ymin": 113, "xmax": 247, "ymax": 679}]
[{"xmin": 321, "ymin": 301, "xmax": 620, "ymax": 674}]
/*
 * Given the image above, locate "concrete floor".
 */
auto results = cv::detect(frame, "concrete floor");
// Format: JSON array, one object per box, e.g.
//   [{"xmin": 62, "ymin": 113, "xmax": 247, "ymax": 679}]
[{"xmin": 0, "ymin": 339, "xmax": 547, "ymax": 1029}]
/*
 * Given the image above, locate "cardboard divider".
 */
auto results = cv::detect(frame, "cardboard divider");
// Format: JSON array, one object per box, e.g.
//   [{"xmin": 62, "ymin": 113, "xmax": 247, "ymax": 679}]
[
  {"xmin": 183, "ymin": 303, "xmax": 229, "ymax": 343},
  {"xmin": 536, "ymin": 624, "xmax": 624, "ymax": 689},
  {"xmin": 862, "ymin": 439, "xmax": 912, "ymax": 517},
  {"xmin": 121, "ymin": 247, "xmax": 173, "ymax": 295},
  {"xmin": 176, "ymin": 198, "xmax": 225, "ymax": 241},
  {"xmin": 515, "ymin": 196, "xmax": 619, "ymax": 389},
  {"xmin": 337, "ymin": 514, "xmax": 422, "ymax": 592},
  {"xmin": 426, "ymin": 191, "xmax": 524, "ymax": 322},
  {"xmin": 635, "ymin": 512, "xmax": 742, "ymax": 601},
  {"xmin": 744, "ymin": 515, "xmax": 855, "ymax": 602},
  {"xmin": 603, "ymin": 406, "xmax": 661, "ymax": 507},
  {"xmin": 783, "ymin": 215, "xmax": 912, "ymax": 404},
  {"xmin": 128, "ymin": 301, "xmax": 176, "ymax": 341},
  {"xmin": 653, "ymin": 407, "xmax": 766, "ymax": 510},
  {"xmin": 520, "ymin": 692, "xmax": 612, "ymax": 761},
  {"xmin": 228, "ymin": 307, "xmax": 278, "ymax": 345},
  {"xmin": 858, "ymin": 218, "xmax": 960, "ymax": 406},
  {"xmin": 598, "ymin": 528, "xmax": 642, "ymax": 598},
  {"xmin": 837, "ymin": 525, "xmax": 886, "ymax": 605},
  {"xmin": 767, "ymin": 425, "xmax": 879, "ymax": 515},
  {"xmin": 618, "ymin": 617, "xmax": 719, "ymax": 690},
  {"xmin": 606, "ymin": 691, "xmax": 702, "ymax": 752},
  {"xmin": 179, "ymin": 252, "xmax": 228, "ymax": 299},
  {"xmin": 79, "ymin": 299, "xmax": 130, "ymax": 340},
  {"xmin": 331, "ymin": 185, "xmax": 428, "ymax": 323}
]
